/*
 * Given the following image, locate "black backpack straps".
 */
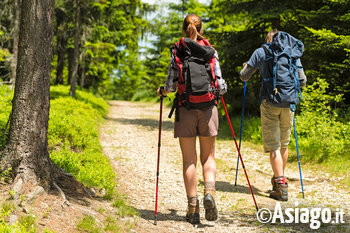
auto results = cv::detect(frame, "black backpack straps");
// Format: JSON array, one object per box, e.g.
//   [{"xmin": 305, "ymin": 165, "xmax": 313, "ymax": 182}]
[
  {"xmin": 168, "ymin": 94, "xmax": 177, "ymax": 119},
  {"xmin": 261, "ymin": 44, "xmax": 273, "ymax": 61},
  {"xmin": 205, "ymin": 62, "xmax": 215, "ymax": 87},
  {"xmin": 184, "ymin": 60, "xmax": 191, "ymax": 109},
  {"xmin": 262, "ymin": 45, "xmax": 269, "ymax": 57},
  {"xmin": 168, "ymin": 93, "xmax": 185, "ymax": 122},
  {"xmin": 183, "ymin": 38, "xmax": 215, "ymax": 59}
]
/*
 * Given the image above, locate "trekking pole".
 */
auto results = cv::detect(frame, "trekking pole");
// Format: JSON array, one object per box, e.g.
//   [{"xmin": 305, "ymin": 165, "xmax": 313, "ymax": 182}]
[
  {"xmin": 234, "ymin": 81, "xmax": 247, "ymax": 186},
  {"xmin": 221, "ymin": 96, "xmax": 259, "ymax": 211},
  {"xmin": 293, "ymin": 115, "xmax": 305, "ymax": 198},
  {"xmin": 154, "ymin": 96, "xmax": 163, "ymax": 225}
]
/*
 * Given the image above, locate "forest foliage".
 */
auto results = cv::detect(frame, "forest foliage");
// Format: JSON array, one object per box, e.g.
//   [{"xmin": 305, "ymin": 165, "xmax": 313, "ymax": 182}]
[{"xmin": 0, "ymin": 0, "xmax": 349, "ymax": 164}]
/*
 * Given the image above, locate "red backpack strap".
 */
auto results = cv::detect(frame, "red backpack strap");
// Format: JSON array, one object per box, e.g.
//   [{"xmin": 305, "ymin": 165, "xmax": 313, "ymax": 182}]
[{"xmin": 199, "ymin": 38, "xmax": 213, "ymax": 47}]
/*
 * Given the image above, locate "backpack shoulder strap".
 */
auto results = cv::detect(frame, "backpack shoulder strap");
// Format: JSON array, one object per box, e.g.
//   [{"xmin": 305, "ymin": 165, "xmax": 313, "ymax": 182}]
[
  {"xmin": 260, "ymin": 43, "xmax": 278, "ymax": 94},
  {"xmin": 261, "ymin": 43, "xmax": 273, "ymax": 61}
]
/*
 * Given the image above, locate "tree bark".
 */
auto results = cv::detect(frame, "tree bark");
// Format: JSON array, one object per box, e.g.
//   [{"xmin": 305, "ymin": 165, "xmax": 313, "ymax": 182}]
[
  {"xmin": 55, "ymin": 28, "xmax": 66, "ymax": 85},
  {"xmin": 11, "ymin": 0, "xmax": 21, "ymax": 86},
  {"xmin": 69, "ymin": 0, "xmax": 81, "ymax": 96},
  {"xmin": 0, "ymin": 0, "xmax": 55, "ymax": 190},
  {"xmin": 67, "ymin": 47, "xmax": 74, "ymax": 85},
  {"xmin": 80, "ymin": 50, "xmax": 86, "ymax": 88},
  {"xmin": 54, "ymin": 7, "xmax": 66, "ymax": 85}
]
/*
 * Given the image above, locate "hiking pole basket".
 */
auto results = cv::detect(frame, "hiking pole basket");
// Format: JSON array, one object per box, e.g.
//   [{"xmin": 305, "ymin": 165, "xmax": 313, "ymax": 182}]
[
  {"xmin": 293, "ymin": 115, "xmax": 305, "ymax": 198},
  {"xmin": 221, "ymin": 96, "xmax": 259, "ymax": 211},
  {"xmin": 154, "ymin": 96, "xmax": 163, "ymax": 225},
  {"xmin": 235, "ymin": 81, "xmax": 247, "ymax": 186}
]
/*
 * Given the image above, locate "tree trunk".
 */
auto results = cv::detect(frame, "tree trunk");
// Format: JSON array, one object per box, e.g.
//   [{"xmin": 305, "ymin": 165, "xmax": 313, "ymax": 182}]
[
  {"xmin": 69, "ymin": 0, "xmax": 81, "ymax": 96},
  {"xmin": 0, "ymin": 0, "xmax": 54, "ymax": 190},
  {"xmin": 80, "ymin": 50, "xmax": 86, "ymax": 88},
  {"xmin": 11, "ymin": 0, "xmax": 21, "ymax": 86},
  {"xmin": 55, "ymin": 28, "xmax": 66, "ymax": 85},
  {"xmin": 67, "ymin": 47, "xmax": 74, "ymax": 85}
]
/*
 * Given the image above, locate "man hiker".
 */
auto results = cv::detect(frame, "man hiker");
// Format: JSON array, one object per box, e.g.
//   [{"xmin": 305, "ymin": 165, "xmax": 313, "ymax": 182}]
[{"xmin": 239, "ymin": 29, "xmax": 307, "ymax": 201}]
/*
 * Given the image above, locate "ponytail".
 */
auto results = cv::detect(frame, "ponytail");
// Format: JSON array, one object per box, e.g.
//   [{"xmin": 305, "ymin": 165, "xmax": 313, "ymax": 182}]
[
  {"xmin": 186, "ymin": 22, "xmax": 198, "ymax": 40},
  {"xmin": 182, "ymin": 14, "xmax": 204, "ymax": 41}
]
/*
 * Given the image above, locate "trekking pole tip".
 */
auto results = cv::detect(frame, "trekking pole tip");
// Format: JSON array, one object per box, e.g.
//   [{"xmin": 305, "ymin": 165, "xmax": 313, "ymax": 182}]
[{"xmin": 154, "ymin": 216, "xmax": 157, "ymax": 225}]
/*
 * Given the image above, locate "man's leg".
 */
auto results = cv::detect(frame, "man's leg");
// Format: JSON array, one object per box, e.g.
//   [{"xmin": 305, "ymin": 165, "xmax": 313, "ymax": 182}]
[
  {"xmin": 269, "ymin": 148, "xmax": 288, "ymax": 201},
  {"xmin": 269, "ymin": 108, "xmax": 293, "ymax": 201},
  {"xmin": 280, "ymin": 107, "xmax": 294, "ymax": 174},
  {"xmin": 281, "ymin": 147, "xmax": 288, "ymax": 173},
  {"xmin": 260, "ymin": 100, "xmax": 282, "ymax": 188},
  {"xmin": 270, "ymin": 149, "xmax": 284, "ymax": 177},
  {"xmin": 260, "ymin": 100, "xmax": 288, "ymax": 201}
]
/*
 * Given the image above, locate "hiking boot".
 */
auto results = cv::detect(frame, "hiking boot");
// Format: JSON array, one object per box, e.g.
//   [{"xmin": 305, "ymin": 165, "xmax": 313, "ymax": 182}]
[
  {"xmin": 186, "ymin": 199, "xmax": 200, "ymax": 224},
  {"xmin": 271, "ymin": 176, "xmax": 277, "ymax": 192},
  {"xmin": 203, "ymin": 188, "xmax": 218, "ymax": 221},
  {"xmin": 269, "ymin": 182, "xmax": 288, "ymax": 201}
]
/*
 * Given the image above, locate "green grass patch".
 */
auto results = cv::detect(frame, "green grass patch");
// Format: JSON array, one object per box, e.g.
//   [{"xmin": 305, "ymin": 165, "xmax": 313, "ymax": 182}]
[
  {"xmin": 0, "ymin": 84, "xmax": 116, "ymax": 231},
  {"xmin": 0, "ymin": 84, "xmax": 133, "ymax": 231},
  {"xmin": 0, "ymin": 84, "xmax": 13, "ymax": 148},
  {"xmin": 0, "ymin": 167, "xmax": 13, "ymax": 183},
  {"xmin": 0, "ymin": 85, "xmax": 116, "ymax": 197},
  {"xmin": 104, "ymin": 216, "xmax": 121, "ymax": 232},
  {"xmin": 77, "ymin": 215, "xmax": 101, "ymax": 233},
  {"xmin": 1, "ymin": 201, "xmax": 16, "ymax": 215},
  {"xmin": 48, "ymin": 86, "xmax": 115, "ymax": 197},
  {"xmin": 0, "ymin": 203, "xmax": 53, "ymax": 233},
  {"xmin": 112, "ymin": 194, "xmax": 139, "ymax": 217},
  {"xmin": 218, "ymin": 114, "xmax": 262, "ymax": 144}
]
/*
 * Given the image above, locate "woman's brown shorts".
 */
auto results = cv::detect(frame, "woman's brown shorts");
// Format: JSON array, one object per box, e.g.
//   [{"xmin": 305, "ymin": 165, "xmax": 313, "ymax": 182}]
[{"xmin": 174, "ymin": 105, "xmax": 218, "ymax": 138}]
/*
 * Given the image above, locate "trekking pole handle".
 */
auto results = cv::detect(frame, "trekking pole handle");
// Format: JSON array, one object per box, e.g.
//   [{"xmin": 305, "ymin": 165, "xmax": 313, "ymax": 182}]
[{"xmin": 159, "ymin": 86, "xmax": 167, "ymax": 98}]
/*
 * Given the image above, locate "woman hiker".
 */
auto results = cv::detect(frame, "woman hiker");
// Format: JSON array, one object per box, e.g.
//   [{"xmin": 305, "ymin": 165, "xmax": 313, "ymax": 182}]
[{"xmin": 157, "ymin": 14, "xmax": 227, "ymax": 224}]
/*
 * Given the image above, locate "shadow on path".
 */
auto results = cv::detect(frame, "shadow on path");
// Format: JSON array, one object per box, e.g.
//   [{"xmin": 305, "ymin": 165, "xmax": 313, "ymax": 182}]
[
  {"xmin": 105, "ymin": 117, "xmax": 173, "ymax": 131},
  {"xmin": 136, "ymin": 208, "xmax": 214, "ymax": 228},
  {"xmin": 215, "ymin": 180, "xmax": 268, "ymax": 198}
]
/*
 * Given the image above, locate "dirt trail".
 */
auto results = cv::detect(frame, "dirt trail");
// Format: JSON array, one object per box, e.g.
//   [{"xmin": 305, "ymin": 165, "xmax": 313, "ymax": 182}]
[{"xmin": 100, "ymin": 101, "xmax": 350, "ymax": 233}]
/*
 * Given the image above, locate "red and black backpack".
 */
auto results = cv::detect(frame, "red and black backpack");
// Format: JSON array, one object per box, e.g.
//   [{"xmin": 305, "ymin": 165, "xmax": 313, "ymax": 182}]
[{"xmin": 168, "ymin": 37, "xmax": 219, "ymax": 121}]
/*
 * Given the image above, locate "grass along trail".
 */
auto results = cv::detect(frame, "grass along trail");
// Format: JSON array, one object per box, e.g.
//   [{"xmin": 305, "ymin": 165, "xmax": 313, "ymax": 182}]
[{"xmin": 100, "ymin": 101, "xmax": 350, "ymax": 232}]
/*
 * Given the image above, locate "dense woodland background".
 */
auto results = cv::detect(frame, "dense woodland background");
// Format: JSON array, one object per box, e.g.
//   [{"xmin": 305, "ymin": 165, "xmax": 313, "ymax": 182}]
[
  {"xmin": 0, "ymin": 0, "xmax": 349, "ymax": 180},
  {"xmin": 0, "ymin": 0, "xmax": 348, "ymax": 106}
]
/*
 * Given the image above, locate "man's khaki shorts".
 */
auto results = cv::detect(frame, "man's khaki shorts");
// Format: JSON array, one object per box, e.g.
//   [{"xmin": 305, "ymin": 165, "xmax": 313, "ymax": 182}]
[
  {"xmin": 174, "ymin": 105, "xmax": 218, "ymax": 138},
  {"xmin": 260, "ymin": 99, "xmax": 294, "ymax": 152}
]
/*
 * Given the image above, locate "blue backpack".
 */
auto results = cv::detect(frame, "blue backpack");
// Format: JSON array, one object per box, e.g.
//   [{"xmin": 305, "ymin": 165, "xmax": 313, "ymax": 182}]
[{"xmin": 261, "ymin": 31, "xmax": 304, "ymax": 110}]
